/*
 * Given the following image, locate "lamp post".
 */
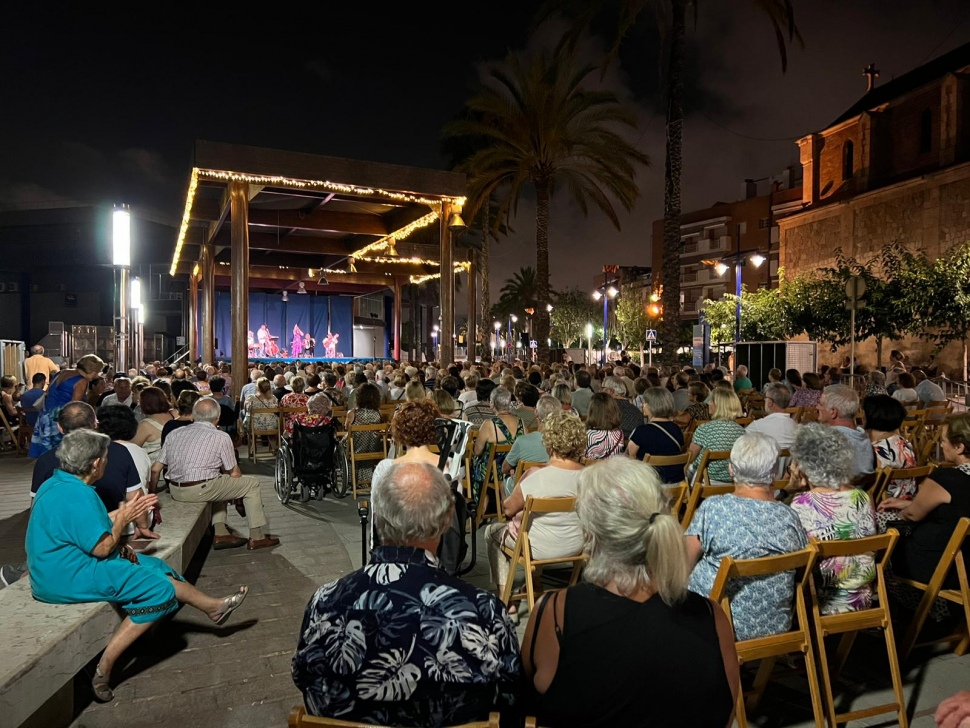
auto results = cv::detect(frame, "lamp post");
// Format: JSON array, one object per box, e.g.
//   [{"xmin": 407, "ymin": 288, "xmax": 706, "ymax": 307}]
[
  {"xmin": 492, "ymin": 321, "xmax": 500, "ymax": 360},
  {"xmin": 112, "ymin": 206, "xmax": 131, "ymax": 373},
  {"xmin": 712, "ymin": 251, "xmax": 766, "ymax": 343},
  {"xmin": 508, "ymin": 314, "xmax": 518, "ymax": 363},
  {"xmin": 585, "ymin": 322, "xmax": 593, "ymax": 365},
  {"xmin": 592, "ymin": 284, "xmax": 618, "ymax": 365},
  {"xmin": 432, "ymin": 324, "xmax": 439, "ymax": 361}
]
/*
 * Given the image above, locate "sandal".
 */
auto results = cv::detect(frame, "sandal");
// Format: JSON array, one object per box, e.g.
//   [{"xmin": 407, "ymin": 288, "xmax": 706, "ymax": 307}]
[
  {"xmin": 92, "ymin": 664, "xmax": 113, "ymax": 703},
  {"xmin": 212, "ymin": 586, "xmax": 249, "ymax": 626}
]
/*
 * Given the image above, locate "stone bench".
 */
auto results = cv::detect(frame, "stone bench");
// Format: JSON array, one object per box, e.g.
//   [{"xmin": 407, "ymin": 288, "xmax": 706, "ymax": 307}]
[{"xmin": 0, "ymin": 493, "xmax": 211, "ymax": 728}]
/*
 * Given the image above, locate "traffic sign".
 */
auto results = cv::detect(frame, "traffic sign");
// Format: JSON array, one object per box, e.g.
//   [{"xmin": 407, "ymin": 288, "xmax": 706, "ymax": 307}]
[
  {"xmin": 529, "ymin": 340, "xmax": 538, "ymax": 349},
  {"xmin": 645, "ymin": 329, "xmax": 658, "ymax": 342},
  {"xmin": 845, "ymin": 275, "xmax": 867, "ymax": 302}
]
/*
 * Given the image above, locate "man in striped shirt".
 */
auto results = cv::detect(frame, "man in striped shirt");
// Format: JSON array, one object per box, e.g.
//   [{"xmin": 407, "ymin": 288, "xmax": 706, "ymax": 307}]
[{"xmin": 149, "ymin": 398, "xmax": 279, "ymax": 551}]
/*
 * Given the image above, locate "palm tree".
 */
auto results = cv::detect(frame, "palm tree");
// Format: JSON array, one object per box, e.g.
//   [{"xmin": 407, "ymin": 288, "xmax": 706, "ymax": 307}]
[
  {"xmin": 445, "ymin": 41, "xmax": 649, "ymax": 363},
  {"xmin": 545, "ymin": 0, "xmax": 800, "ymax": 364},
  {"xmin": 493, "ymin": 266, "xmax": 542, "ymax": 320}
]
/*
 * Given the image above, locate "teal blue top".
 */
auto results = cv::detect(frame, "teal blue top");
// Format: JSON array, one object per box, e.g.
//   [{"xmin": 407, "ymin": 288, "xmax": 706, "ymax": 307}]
[{"xmin": 27, "ymin": 469, "xmax": 181, "ymax": 622}]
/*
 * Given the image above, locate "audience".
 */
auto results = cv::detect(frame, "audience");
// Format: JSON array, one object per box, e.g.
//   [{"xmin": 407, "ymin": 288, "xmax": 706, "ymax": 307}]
[
  {"xmin": 865, "ymin": 395, "xmax": 918, "ymax": 504},
  {"xmin": 293, "ymin": 462, "xmax": 521, "ymax": 725},
  {"xmin": 345, "ymin": 382, "xmax": 385, "ymax": 485},
  {"xmin": 687, "ymin": 388, "xmax": 746, "ymax": 484},
  {"xmin": 502, "ymin": 395, "xmax": 560, "ymax": 491},
  {"xmin": 686, "ymin": 433, "xmax": 809, "ymax": 640},
  {"xmin": 522, "ymin": 456, "xmax": 738, "ymax": 727},
  {"xmin": 602, "ymin": 376, "xmax": 644, "ymax": 441},
  {"xmin": 129, "ymin": 387, "xmax": 173, "ymax": 464},
  {"xmin": 745, "ymin": 382, "xmax": 799, "ymax": 450},
  {"xmin": 626, "ymin": 387, "xmax": 685, "ymax": 484},
  {"xmin": 372, "ymin": 400, "xmax": 441, "ymax": 490},
  {"xmin": 584, "ymin": 392, "xmax": 624, "ymax": 460},
  {"xmin": 472, "ymin": 386, "xmax": 524, "ymax": 498},
  {"xmin": 29, "ymin": 354, "xmax": 104, "ymax": 458},
  {"xmin": 161, "ymin": 389, "xmax": 201, "ymax": 443},
  {"xmin": 789, "ymin": 372, "xmax": 824, "ymax": 408},
  {"xmin": 27, "ymin": 429, "xmax": 248, "ymax": 702},
  {"xmin": 486, "ymin": 412, "xmax": 586, "ymax": 620},
  {"xmin": 817, "ymin": 384, "xmax": 875, "ymax": 481},
  {"xmin": 19, "ymin": 373, "xmax": 47, "ymax": 427}
]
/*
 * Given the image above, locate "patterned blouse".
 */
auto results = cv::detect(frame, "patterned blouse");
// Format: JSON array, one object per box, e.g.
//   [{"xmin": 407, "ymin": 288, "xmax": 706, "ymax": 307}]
[
  {"xmin": 280, "ymin": 392, "xmax": 310, "ymax": 436},
  {"xmin": 244, "ymin": 394, "xmax": 279, "ymax": 432},
  {"xmin": 686, "ymin": 494, "xmax": 808, "ymax": 640},
  {"xmin": 689, "ymin": 420, "xmax": 746, "ymax": 483},
  {"xmin": 585, "ymin": 428, "xmax": 624, "ymax": 460},
  {"xmin": 686, "ymin": 402, "xmax": 711, "ymax": 423},
  {"xmin": 791, "ymin": 489, "xmax": 877, "ymax": 614},
  {"xmin": 873, "ymin": 434, "xmax": 918, "ymax": 499},
  {"xmin": 789, "ymin": 388, "xmax": 823, "ymax": 408},
  {"xmin": 292, "ymin": 546, "xmax": 521, "ymax": 726}
]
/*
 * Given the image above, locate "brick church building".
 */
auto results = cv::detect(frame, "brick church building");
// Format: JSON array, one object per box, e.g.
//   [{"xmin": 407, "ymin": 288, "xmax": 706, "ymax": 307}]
[{"xmin": 779, "ymin": 42, "xmax": 970, "ymax": 374}]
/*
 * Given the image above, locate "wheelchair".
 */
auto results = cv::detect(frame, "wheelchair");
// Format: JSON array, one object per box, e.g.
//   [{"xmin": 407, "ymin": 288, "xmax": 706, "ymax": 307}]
[{"xmin": 274, "ymin": 422, "xmax": 346, "ymax": 504}]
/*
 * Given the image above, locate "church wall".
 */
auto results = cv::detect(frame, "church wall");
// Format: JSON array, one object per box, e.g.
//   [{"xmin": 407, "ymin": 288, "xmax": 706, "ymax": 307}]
[{"xmin": 818, "ymin": 124, "xmax": 861, "ymax": 202}]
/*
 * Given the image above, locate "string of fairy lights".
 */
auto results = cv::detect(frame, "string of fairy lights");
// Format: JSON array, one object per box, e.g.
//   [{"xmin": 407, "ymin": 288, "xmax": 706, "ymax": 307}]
[{"xmin": 169, "ymin": 167, "xmax": 464, "ymax": 276}]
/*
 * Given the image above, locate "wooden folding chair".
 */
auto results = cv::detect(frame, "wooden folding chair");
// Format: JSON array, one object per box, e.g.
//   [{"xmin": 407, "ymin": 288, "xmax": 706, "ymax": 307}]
[
  {"xmin": 247, "ymin": 406, "xmax": 281, "ymax": 463},
  {"xmin": 379, "ymin": 403, "xmax": 397, "ymax": 422},
  {"xmin": 643, "ymin": 452, "xmax": 690, "ymax": 482},
  {"xmin": 735, "ymin": 417, "xmax": 754, "ymax": 427},
  {"xmin": 806, "ymin": 531, "xmax": 907, "ymax": 728},
  {"xmin": 665, "ymin": 482, "xmax": 688, "ymax": 523},
  {"xmin": 347, "ymin": 422, "xmax": 390, "ymax": 499},
  {"xmin": 500, "ymin": 495, "xmax": 586, "ymax": 610},
  {"xmin": 289, "ymin": 705, "xmax": 500, "ymax": 728},
  {"xmin": 476, "ymin": 443, "xmax": 510, "ymax": 524},
  {"xmin": 512, "ymin": 459, "xmax": 546, "ymax": 487},
  {"xmin": 710, "ymin": 547, "xmax": 825, "ymax": 728},
  {"xmin": 0, "ymin": 408, "xmax": 22, "ymax": 454},
  {"xmin": 16, "ymin": 411, "xmax": 34, "ymax": 453},
  {"xmin": 870, "ymin": 464, "xmax": 935, "ymax": 505},
  {"xmin": 898, "ymin": 517, "xmax": 970, "ymax": 662},
  {"xmin": 745, "ymin": 393, "xmax": 767, "ymax": 419},
  {"xmin": 798, "ymin": 406, "xmax": 820, "ymax": 424}
]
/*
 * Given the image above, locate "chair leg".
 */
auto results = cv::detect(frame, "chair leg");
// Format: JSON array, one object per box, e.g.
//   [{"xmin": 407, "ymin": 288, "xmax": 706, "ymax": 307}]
[
  {"xmin": 524, "ymin": 565, "xmax": 537, "ymax": 612},
  {"xmin": 745, "ymin": 657, "xmax": 776, "ymax": 713},
  {"xmin": 884, "ymin": 622, "xmax": 910, "ymax": 728},
  {"xmin": 900, "ymin": 589, "xmax": 935, "ymax": 663},
  {"xmin": 803, "ymin": 633, "xmax": 827, "ymax": 728},
  {"xmin": 832, "ymin": 632, "xmax": 857, "ymax": 678},
  {"xmin": 568, "ymin": 559, "xmax": 584, "ymax": 586},
  {"xmin": 812, "ymin": 629, "xmax": 839, "ymax": 728},
  {"xmin": 734, "ymin": 675, "xmax": 750, "ymax": 728}
]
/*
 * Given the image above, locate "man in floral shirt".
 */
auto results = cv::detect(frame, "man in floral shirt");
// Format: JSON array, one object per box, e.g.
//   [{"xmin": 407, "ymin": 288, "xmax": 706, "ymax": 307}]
[{"xmin": 293, "ymin": 462, "xmax": 521, "ymax": 726}]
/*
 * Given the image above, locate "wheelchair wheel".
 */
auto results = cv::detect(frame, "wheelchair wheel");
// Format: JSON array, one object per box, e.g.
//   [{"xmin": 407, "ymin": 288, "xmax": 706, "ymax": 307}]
[
  {"xmin": 275, "ymin": 448, "xmax": 292, "ymax": 505},
  {"xmin": 333, "ymin": 440, "xmax": 351, "ymax": 499}
]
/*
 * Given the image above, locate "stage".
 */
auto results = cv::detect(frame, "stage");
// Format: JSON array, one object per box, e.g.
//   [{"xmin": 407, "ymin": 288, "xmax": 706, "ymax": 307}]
[{"xmin": 246, "ymin": 356, "xmax": 382, "ymax": 365}]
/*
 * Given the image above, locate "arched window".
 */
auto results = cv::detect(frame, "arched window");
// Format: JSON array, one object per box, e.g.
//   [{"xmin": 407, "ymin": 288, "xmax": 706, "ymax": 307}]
[
  {"xmin": 842, "ymin": 141, "xmax": 854, "ymax": 181},
  {"xmin": 920, "ymin": 109, "xmax": 933, "ymax": 154}
]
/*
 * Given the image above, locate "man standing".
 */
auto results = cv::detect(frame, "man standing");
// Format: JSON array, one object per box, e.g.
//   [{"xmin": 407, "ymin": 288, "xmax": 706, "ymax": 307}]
[
  {"xmin": 24, "ymin": 345, "xmax": 60, "ymax": 388},
  {"xmin": 292, "ymin": 462, "xmax": 520, "ymax": 725},
  {"xmin": 257, "ymin": 324, "xmax": 270, "ymax": 357},
  {"xmin": 816, "ymin": 384, "xmax": 875, "ymax": 481},
  {"xmin": 149, "ymin": 398, "xmax": 279, "ymax": 551},
  {"xmin": 745, "ymin": 383, "xmax": 799, "ymax": 450},
  {"xmin": 101, "ymin": 377, "xmax": 133, "ymax": 408}
]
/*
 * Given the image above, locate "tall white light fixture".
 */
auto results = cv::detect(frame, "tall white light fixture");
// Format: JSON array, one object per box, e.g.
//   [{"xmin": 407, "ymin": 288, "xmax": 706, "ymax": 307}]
[
  {"xmin": 113, "ymin": 205, "xmax": 131, "ymax": 372},
  {"xmin": 113, "ymin": 208, "xmax": 131, "ymax": 266}
]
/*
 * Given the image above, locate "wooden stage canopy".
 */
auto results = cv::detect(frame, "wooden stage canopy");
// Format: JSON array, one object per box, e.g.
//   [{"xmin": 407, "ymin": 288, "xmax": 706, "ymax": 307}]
[{"xmin": 169, "ymin": 141, "xmax": 473, "ymax": 398}]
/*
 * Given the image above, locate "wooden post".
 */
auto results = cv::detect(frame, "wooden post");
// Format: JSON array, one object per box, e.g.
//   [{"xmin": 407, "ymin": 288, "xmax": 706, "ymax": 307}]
[
  {"xmin": 466, "ymin": 251, "xmax": 477, "ymax": 362},
  {"xmin": 439, "ymin": 201, "xmax": 454, "ymax": 365},
  {"xmin": 392, "ymin": 278, "xmax": 402, "ymax": 362},
  {"xmin": 230, "ymin": 180, "xmax": 250, "ymax": 403},
  {"xmin": 201, "ymin": 240, "xmax": 215, "ymax": 366},
  {"xmin": 188, "ymin": 271, "xmax": 199, "ymax": 363}
]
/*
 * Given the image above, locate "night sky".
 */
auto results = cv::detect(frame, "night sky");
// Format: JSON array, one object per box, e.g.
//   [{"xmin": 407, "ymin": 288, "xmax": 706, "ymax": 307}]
[{"xmin": 3, "ymin": 2, "xmax": 970, "ymax": 296}]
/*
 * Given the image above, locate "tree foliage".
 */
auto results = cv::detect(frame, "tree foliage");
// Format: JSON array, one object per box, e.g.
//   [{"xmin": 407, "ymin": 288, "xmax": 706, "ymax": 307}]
[
  {"xmin": 550, "ymin": 288, "xmax": 600, "ymax": 348},
  {"xmin": 702, "ymin": 285, "xmax": 787, "ymax": 345},
  {"xmin": 613, "ymin": 292, "xmax": 650, "ymax": 349},
  {"xmin": 491, "ymin": 266, "xmax": 542, "ymax": 321}
]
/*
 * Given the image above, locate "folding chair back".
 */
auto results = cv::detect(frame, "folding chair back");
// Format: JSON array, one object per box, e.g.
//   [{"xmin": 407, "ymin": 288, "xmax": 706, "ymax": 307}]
[
  {"xmin": 289, "ymin": 705, "xmax": 500, "ymax": 727},
  {"xmin": 899, "ymin": 517, "xmax": 970, "ymax": 662},
  {"xmin": 500, "ymin": 495, "xmax": 586, "ymax": 610},
  {"xmin": 643, "ymin": 451, "xmax": 690, "ymax": 484},
  {"xmin": 347, "ymin": 423, "xmax": 390, "ymax": 498},
  {"xmin": 871, "ymin": 464, "xmax": 935, "ymax": 504},
  {"xmin": 665, "ymin": 482, "xmax": 688, "ymax": 523},
  {"xmin": 709, "ymin": 547, "xmax": 824, "ymax": 728},
  {"xmin": 513, "ymin": 459, "xmax": 546, "ymax": 487},
  {"xmin": 0, "ymin": 408, "xmax": 22, "ymax": 455},
  {"xmin": 475, "ymin": 443, "xmax": 509, "ymax": 523},
  {"xmin": 247, "ymin": 406, "xmax": 281, "ymax": 462},
  {"xmin": 808, "ymin": 532, "xmax": 907, "ymax": 728},
  {"xmin": 797, "ymin": 406, "xmax": 820, "ymax": 424}
]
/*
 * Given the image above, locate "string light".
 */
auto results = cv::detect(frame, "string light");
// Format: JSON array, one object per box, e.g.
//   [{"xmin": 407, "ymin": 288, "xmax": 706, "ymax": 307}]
[
  {"xmin": 169, "ymin": 167, "xmax": 465, "ymax": 275},
  {"xmin": 169, "ymin": 168, "xmax": 200, "ymax": 275},
  {"xmin": 350, "ymin": 208, "xmax": 440, "ymax": 258},
  {"xmin": 410, "ymin": 261, "xmax": 471, "ymax": 285}
]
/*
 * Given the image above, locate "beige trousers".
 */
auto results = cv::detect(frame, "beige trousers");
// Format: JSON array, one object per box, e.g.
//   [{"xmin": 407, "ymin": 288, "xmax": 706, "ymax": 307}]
[
  {"xmin": 170, "ymin": 474, "xmax": 267, "ymax": 531},
  {"xmin": 485, "ymin": 521, "xmax": 516, "ymax": 588}
]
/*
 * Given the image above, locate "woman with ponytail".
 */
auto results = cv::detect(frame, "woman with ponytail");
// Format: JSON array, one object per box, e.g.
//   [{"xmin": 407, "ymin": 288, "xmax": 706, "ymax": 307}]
[{"xmin": 521, "ymin": 457, "xmax": 738, "ymax": 728}]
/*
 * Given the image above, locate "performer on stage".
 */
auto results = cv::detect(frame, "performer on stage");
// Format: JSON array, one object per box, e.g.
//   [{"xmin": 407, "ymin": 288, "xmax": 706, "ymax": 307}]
[
  {"xmin": 323, "ymin": 330, "xmax": 339, "ymax": 358},
  {"xmin": 256, "ymin": 324, "xmax": 270, "ymax": 357},
  {"xmin": 303, "ymin": 332, "xmax": 315, "ymax": 357},
  {"xmin": 291, "ymin": 324, "xmax": 304, "ymax": 358}
]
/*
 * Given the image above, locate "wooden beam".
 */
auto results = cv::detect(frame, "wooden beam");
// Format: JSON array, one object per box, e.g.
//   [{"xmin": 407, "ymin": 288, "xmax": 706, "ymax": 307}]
[
  {"xmin": 226, "ymin": 266, "xmax": 397, "ymax": 287},
  {"xmin": 440, "ymin": 200, "xmax": 455, "ymax": 365},
  {"xmin": 230, "ymin": 180, "xmax": 250, "ymax": 395},
  {"xmin": 195, "ymin": 140, "xmax": 467, "ymax": 199},
  {"xmin": 189, "ymin": 198, "xmax": 221, "ymax": 223},
  {"xmin": 206, "ymin": 186, "xmax": 232, "ymax": 246},
  {"xmin": 248, "ymin": 208, "xmax": 389, "ymax": 236}
]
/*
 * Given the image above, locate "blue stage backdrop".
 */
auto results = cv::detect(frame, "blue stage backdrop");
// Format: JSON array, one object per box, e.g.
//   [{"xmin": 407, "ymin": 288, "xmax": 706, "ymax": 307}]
[{"xmin": 206, "ymin": 293, "xmax": 353, "ymax": 360}]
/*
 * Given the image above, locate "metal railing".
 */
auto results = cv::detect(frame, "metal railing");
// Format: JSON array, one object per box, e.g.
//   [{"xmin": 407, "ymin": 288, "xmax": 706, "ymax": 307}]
[{"xmin": 164, "ymin": 345, "xmax": 190, "ymax": 368}]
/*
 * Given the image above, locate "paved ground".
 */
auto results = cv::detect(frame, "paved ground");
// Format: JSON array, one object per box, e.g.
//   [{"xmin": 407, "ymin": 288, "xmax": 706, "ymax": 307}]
[{"xmin": 0, "ymin": 449, "xmax": 968, "ymax": 727}]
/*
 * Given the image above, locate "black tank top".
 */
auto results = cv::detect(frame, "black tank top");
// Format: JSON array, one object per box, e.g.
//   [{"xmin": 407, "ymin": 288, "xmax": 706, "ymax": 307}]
[{"xmin": 532, "ymin": 582, "xmax": 733, "ymax": 728}]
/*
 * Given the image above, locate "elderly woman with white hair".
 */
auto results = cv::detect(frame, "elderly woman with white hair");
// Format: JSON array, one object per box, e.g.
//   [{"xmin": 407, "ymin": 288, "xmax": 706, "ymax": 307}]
[
  {"xmin": 26, "ymin": 430, "xmax": 248, "ymax": 702},
  {"xmin": 685, "ymin": 433, "xmax": 808, "ymax": 641},
  {"xmin": 785, "ymin": 424, "xmax": 877, "ymax": 614},
  {"xmin": 522, "ymin": 457, "xmax": 738, "ymax": 727}
]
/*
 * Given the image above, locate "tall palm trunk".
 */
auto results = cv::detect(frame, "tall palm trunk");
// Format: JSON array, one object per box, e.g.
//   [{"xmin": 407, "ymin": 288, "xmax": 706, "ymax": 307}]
[
  {"xmin": 659, "ymin": 0, "xmax": 686, "ymax": 366},
  {"xmin": 481, "ymin": 198, "xmax": 491, "ymax": 359},
  {"xmin": 535, "ymin": 180, "xmax": 551, "ymax": 362}
]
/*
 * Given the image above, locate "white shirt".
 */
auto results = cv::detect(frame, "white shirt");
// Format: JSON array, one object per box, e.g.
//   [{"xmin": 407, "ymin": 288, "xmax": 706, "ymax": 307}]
[
  {"xmin": 745, "ymin": 411, "xmax": 800, "ymax": 450},
  {"xmin": 119, "ymin": 440, "xmax": 152, "ymax": 490},
  {"xmin": 915, "ymin": 379, "xmax": 945, "ymax": 405},
  {"xmin": 101, "ymin": 393, "xmax": 133, "ymax": 408},
  {"xmin": 892, "ymin": 388, "xmax": 919, "ymax": 404},
  {"xmin": 458, "ymin": 390, "xmax": 478, "ymax": 407}
]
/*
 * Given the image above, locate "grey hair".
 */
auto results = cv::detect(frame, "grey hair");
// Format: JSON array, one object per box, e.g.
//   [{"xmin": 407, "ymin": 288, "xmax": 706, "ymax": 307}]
[
  {"xmin": 192, "ymin": 396, "xmax": 221, "ymax": 423},
  {"xmin": 551, "ymin": 382, "xmax": 572, "ymax": 407},
  {"xmin": 869, "ymin": 370, "xmax": 886, "ymax": 386},
  {"xmin": 372, "ymin": 462, "xmax": 453, "ymax": 545},
  {"xmin": 56, "ymin": 429, "xmax": 110, "ymax": 477},
  {"xmin": 730, "ymin": 432, "xmax": 779, "ymax": 486},
  {"xmin": 603, "ymin": 376, "xmax": 627, "ymax": 397},
  {"xmin": 490, "ymin": 385, "xmax": 513, "ymax": 413},
  {"xmin": 823, "ymin": 384, "xmax": 859, "ymax": 419},
  {"xmin": 307, "ymin": 393, "xmax": 333, "ymax": 416},
  {"xmin": 765, "ymin": 383, "xmax": 791, "ymax": 410},
  {"xmin": 535, "ymin": 394, "xmax": 563, "ymax": 423},
  {"xmin": 736, "ymin": 365, "xmax": 748, "ymax": 377},
  {"xmin": 791, "ymin": 423, "xmax": 854, "ymax": 489},
  {"xmin": 578, "ymin": 458, "xmax": 688, "ymax": 605},
  {"xmin": 641, "ymin": 387, "xmax": 676, "ymax": 419}
]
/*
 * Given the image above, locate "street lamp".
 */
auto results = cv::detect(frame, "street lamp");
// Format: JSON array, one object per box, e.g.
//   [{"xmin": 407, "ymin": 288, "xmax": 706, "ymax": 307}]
[
  {"xmin": 585, "ymin": 322, "xmax": 594, "ymax": 365},
  {"xmin": 432, "ymin": 324, "xmax": 439, "ymax": 360},
  {"xmin": 113, "ymin": 205, "xmax": 131, "ymax": 372},
  {"xmin": 492, "ymin": 320, "xmax": 500, "ymax": 358},
  {"xmin": 508, "ymin": 314, "xmax": 518, "ymax": 362},
  {"xmin": 592, "ymin": 285, "xmax": 618, "ymax": 365},
  {"xmin": 709, "ymin": 250, "xmax": 766, "ymax": 342}
]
